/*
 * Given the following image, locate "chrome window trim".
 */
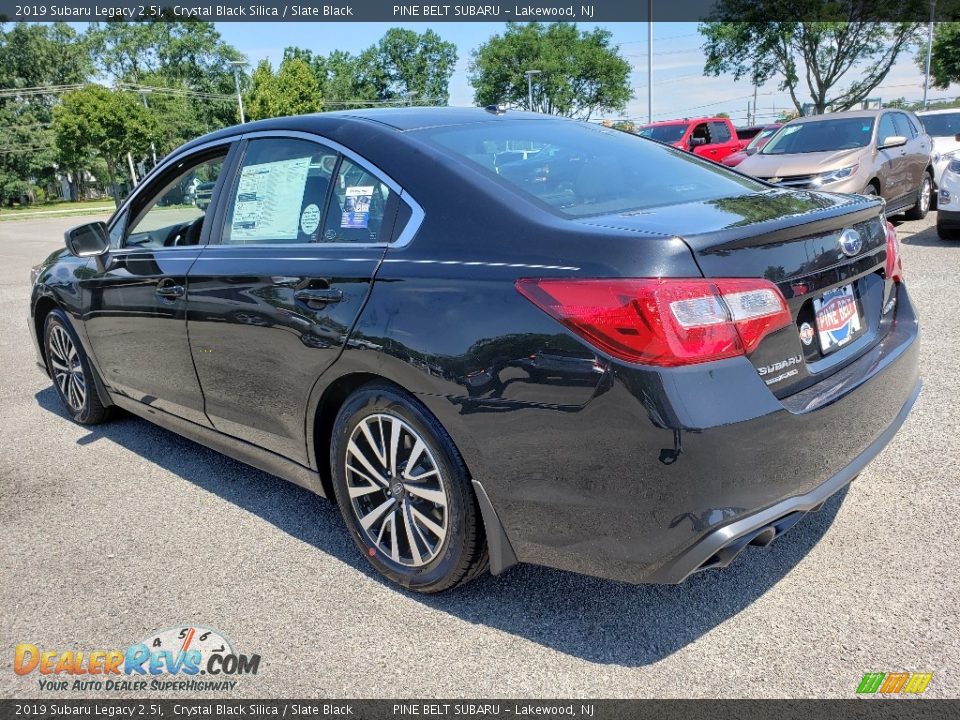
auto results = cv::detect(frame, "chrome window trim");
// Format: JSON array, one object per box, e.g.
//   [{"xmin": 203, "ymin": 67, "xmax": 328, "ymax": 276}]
[{"xmin": 107, "ymin": 129, "xmax": 425, "ymax": 252}]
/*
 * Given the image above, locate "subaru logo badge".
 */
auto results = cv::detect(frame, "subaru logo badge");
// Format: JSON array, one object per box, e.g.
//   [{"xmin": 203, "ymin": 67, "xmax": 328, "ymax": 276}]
[{"xmin": 838, "ymin": 228, "xmax": 863, "ymax": 257}]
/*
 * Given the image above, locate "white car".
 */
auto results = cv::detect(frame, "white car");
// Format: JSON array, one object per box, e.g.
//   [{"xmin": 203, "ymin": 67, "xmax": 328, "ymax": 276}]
[
  {"xmin": 919, "ymin": 108, "xmax": 960, "ymax": 190},
  {"xmin": 938, "ymin": 154, "xmax": 960, "ymax": 239}
]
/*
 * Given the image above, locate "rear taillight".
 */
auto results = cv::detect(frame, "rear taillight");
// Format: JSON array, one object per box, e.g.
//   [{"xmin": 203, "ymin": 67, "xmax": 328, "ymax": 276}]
[
  {"xmin": 516, "ymin": 277, "xmax": 791, "ymax": 367},
  {"xmin": 885, "ymin": 221, "xmax": 903, "ymax": 282}
]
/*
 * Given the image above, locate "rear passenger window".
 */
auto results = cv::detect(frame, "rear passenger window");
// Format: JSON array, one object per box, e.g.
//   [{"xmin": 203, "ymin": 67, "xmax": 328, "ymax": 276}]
[
  {"xmin": 222, "ymin": 138, "xmax": 337, "ymax": 245},
  {"xmin": 709, "ymin": 122, "xmax": 731, "ymax": 142},
  {"xmin": 320, "ymin": 157, "xmax": 397, "ymax": 244}
]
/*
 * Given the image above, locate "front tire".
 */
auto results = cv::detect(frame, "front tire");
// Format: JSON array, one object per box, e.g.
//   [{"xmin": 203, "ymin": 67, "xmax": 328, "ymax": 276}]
[
  {"xmin": 330, "ymin": 382, "xmax": 487, "ymax": 592},
  {"xmin": 44, "ymin": 309, "xmax": 108, "ymax": 425},
  {"xmin": 905, "ymin": 172, "xmax": 932, "ymax": 220}
]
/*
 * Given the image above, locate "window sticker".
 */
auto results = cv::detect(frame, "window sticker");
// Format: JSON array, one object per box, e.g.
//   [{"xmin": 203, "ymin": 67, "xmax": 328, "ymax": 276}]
[
  {"xmin": 341, "ymin": 185, "xmax": 374, "ymax": 229},
  {"xmin": 231, "ymin": 157, "xmax": 311, "ymax": 242},
  {"xmin": 300, "ymin": 203, "xmax": 321, "ymax": 235}
]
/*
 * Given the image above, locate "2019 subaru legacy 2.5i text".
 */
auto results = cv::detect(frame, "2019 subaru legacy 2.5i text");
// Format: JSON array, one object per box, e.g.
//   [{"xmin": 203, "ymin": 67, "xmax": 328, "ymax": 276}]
[{"xmin": 30, "ymin": 108, "xmax": 919, "ymax": 592}]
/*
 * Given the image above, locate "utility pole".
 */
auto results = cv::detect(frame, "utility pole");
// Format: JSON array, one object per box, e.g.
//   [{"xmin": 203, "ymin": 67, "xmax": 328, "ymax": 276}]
[
  {"xmin": 229, "ymin": 60, "xmax": 247, "ymax": 123},
  {"xmin": 139, "ymin": 89, "xmax": 158, "ymax": 167},
  {"xmin": 524, "ymin": 70, "xmax": 541, "ymax": 112},
  {"xmin": 647, "ymin": 0, "xmax": 653, "ymax": 124},
  {"xmin": 923, "ymin": 0, "xmax": 936, "ymax": 110}
]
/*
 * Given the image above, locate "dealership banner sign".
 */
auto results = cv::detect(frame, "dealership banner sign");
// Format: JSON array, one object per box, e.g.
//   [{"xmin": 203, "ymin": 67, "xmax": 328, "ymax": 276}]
[
  {"xmin": 1, "ymin": 0, "xmax": 957, "ymax": 22},
  {"xmin": 2, "ymin": 700, "xmax": 960, "ymax": 719}
]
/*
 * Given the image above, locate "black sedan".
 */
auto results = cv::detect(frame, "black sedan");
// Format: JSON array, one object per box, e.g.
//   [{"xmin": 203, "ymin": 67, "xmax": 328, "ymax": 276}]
[{"xmin": 29, "ymin": 108, "xmax": 920, "ymax": 592}]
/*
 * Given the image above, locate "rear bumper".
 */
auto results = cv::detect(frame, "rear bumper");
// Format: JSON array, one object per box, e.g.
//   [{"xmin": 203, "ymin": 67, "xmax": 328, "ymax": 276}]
[
  {"xmin": 647, "ymin": 377, "xmax": 920, "ymax": 583},
  {"xmin": 938, "ymin": 209, "xmax": 960, "ymax": 229},
  {"xmin": 444, "ymin": 284, "xmax": 920, "ymax": 585}
]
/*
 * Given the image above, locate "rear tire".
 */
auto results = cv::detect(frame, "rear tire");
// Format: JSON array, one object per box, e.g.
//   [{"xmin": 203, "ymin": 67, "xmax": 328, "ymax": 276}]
[
  {"xmin": 330, "ymin": 382, "xmax": 488, "ymax": 593},
  {"xmin": 44, "ymin": 309, "xmax": 108, "ymax": 425},
  {"xmin": 905, "ymin": 172, "xmax": 932, "ymax": 221}
]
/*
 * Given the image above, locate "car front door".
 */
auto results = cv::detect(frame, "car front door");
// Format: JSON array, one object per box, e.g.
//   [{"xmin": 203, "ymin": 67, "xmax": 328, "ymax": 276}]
[
  {"xmin": 186, "ymin": 132, "xmax": 410, "ymax": 465},
  {"xmin": 81, "ymin": 141, "xmax": 237, "ymax": 426},
  {"xmin": 894, "ymin": 112, "xmax": 930, "ymax": 195},
  {"xmin": 876, "ymin": 112, "xmax": 911, "ymax": 204}
]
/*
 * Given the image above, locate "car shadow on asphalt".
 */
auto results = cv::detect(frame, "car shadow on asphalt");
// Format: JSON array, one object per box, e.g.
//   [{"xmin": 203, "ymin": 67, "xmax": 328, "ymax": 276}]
[{"xmin": 36, "ymin": 386, "xmax": 846, "ymax": 667}]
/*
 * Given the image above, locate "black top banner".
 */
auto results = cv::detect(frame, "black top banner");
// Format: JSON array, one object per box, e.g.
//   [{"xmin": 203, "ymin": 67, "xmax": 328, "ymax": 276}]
[{"xmin": 1, "ymin": 0, "xmax": 959, "ymax": 23}]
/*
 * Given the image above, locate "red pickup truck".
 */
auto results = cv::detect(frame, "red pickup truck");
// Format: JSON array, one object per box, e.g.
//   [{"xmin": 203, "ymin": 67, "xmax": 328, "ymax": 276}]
[{"xmin": 637, "ymin": 117, "xmax": 744, "ymax": 162}]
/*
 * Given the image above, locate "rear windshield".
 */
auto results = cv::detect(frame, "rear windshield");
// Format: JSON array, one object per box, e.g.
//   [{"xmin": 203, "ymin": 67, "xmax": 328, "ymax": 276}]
[
  {"xmin": 920, "ymin": 112, "xmax": 960, "ymax": 137},
  {"xmin": 637, "ymin": 124, "xmax": 687, "ymax": 143},
  {"xmin": 415, "ymin": 120, "xmax": 765, "ymax": 217},
  {"xmin": 761, "ymin": 118, "xmax": 874, "ymax": 154}
]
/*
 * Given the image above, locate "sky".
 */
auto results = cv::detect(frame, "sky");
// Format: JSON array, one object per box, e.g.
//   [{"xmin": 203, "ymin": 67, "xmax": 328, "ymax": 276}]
[{"xmin": 100, "ymin": 21, "xmax": 960, "ymax": 125}]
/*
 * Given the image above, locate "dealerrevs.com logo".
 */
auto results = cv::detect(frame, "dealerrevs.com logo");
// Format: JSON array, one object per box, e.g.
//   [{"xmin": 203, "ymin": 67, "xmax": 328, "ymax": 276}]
[{"xmin": 14, "ymin": 625, "xmax": 261, "ymax": 692}]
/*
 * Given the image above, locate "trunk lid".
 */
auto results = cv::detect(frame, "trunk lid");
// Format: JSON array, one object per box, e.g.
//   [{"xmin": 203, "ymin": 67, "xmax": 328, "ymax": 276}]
[{"xmin": 576, "ymin": 189, "xmax": 891, "ymax": 397}]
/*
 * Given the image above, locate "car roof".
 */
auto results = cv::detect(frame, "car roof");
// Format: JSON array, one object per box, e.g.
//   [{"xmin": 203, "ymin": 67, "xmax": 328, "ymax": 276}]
[
  {"xmin": 918, "ymin": 108, "xmax": 960, "ymax": 116},
  {"xmin": 788, "ymin": 109, "xmax": 897, "ymax": 124},
  {"xmin": 174, "ymin": 107, "xmax": 570, "ymax": 156}
]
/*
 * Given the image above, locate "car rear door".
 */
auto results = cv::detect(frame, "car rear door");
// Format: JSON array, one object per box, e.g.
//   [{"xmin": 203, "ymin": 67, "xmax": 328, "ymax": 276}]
[
  {"xmin": 893, "ymin": 111, "xmax": 930, "ymax": 195},
  {"xmin": 80, "ymin": 140, "xmax": 238, "ymax": 426},
  {"xmin": 185, "ymin": 131, "xmax": 415, "ymax": 465}
]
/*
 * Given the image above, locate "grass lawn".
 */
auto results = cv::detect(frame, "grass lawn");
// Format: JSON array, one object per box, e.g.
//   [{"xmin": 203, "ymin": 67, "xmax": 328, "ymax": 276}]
[{"xmin": 0, "ymin": 199, "xmax": 117, "ymax": 221}]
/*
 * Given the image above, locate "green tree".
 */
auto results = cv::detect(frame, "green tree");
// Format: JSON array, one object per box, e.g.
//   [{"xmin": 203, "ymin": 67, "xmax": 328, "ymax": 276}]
[
  {"xmin": 283, "ymin": 28, "xmax": 455, "ymax": 109},
  {"xmin": 0, "ymin": 22, "xmax": 92, "ymax": 205},
  {"xmin": 53, "ymin": 85, "xmax": 158, "ymax": 205},
  {"xmin": 927, "ymin": 22, "xmax": 960, "ymax": 89},
  {"xmin": 246, "ymin": 58, "xmax": 323, "ymax": 121},
  {"xmin": 700, "ymin": 1, "xmax": 923, "ymax": 115},
  {"xmin": 376, "ymin": 28, "xmax": 457, "ymax": 104},
  {"xmin": 86, "ymin": 20, "xmax": 245, "ymax": 129},
  {"xmin": 469, "ymin": 22, "xmax": 632, "ymax": 119}
]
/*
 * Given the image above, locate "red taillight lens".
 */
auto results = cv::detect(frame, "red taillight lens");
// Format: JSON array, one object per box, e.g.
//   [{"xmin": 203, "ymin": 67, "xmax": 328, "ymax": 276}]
[
  {"xmin": 515, "ymin": 277, "xmax": 791, "ymax": 367},
  {"xmin": 885, "ymin": 221, "xmax": 903, "ymax": 282}
]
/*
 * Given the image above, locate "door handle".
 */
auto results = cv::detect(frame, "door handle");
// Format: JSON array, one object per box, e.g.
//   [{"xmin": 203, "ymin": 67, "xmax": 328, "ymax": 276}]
[
  {"xmin": 156, "ymin": 284, "xmax": 185, "ymax": 299},
  {"xmin": 294, "ymin": 288, "xmax": 343, "ymax": 306}
]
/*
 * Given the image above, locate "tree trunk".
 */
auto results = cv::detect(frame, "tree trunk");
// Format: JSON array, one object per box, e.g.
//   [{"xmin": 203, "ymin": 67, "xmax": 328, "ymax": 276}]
[{"xmin": 106, "ymin": 160, "xmax": 120, "ymax": 208}]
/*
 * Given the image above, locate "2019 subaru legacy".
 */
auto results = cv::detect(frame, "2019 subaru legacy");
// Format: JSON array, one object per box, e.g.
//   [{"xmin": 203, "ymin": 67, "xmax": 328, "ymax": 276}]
[{"xmin": 30, "ymin": 109, "xmax": 919, "ymax": 592}]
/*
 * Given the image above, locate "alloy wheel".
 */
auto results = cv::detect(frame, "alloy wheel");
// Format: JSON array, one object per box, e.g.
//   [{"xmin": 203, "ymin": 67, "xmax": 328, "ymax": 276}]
[
  {"xmin": 48, "ymin": 325, "xmax": 86, "ymax": 412},
  {"xmin": 919, "ymin": 176, "xmax": 931, "ymax": 214},
  {"xmin": 345, "ymin": 413, "xmax": 449, "ymax": 567}
]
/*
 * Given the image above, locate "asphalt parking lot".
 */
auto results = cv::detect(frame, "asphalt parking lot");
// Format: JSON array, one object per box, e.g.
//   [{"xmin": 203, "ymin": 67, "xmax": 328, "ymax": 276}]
[{"xmin": 1, "ymin": 212, "xmax": 958, "ymax": 699}]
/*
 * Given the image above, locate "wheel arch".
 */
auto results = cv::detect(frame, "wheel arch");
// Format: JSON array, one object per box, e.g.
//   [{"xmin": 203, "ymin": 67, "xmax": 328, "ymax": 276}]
[
  {"xmin": 308, "ymin": 369, "xmax": 518, "ymax": 575},
  {"xmin": 32, "ymin": 294, "xmax": 60, "ymax": 372}
]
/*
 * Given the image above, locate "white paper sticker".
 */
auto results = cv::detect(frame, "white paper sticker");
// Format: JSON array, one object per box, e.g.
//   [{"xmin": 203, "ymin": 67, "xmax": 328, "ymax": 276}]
[
  {"xmin": 300, "ymin": 203, "xmax": 321, "ymax": 235},
  {"xmin": 341, "ymin": 185, "xmax": 374, "ymax": 229},
  {"xmin": 231, "ymin": 157, "xmax": 311, "ymax": 242}
]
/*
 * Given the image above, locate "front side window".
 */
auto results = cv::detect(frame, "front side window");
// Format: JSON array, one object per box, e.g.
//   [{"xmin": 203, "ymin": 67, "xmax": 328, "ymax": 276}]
[
  {"xmin": 418, "ymin": 119, "xmax": 767, "ymax": 218},
  {"xmin": 124, "ymin": 152, "xmax": 227, "ymax": 249},
  {"xmin": 877, "ymin": 114, "xmax": 898, "ymax": 145},
  {"xmin": 892, "ymin": 113, "xmax": 915, "ymax": 139}
]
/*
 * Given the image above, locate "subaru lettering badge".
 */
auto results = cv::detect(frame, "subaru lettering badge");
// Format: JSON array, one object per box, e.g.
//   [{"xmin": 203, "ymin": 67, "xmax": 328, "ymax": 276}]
[{"xmin": 838, "ymin": 228, "xmax": 863, "ymax": 257}]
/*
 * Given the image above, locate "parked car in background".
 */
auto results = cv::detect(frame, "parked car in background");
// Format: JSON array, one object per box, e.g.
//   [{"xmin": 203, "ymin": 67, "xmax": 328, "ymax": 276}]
[
  {"xmin": 737, "ymin": 110, "xmax": 933, "ymax": 219},
  {"xmin": 31, "ymin": 109, "xmax": 919, "ymax": 593},
  {"xmin": 194, "ymin": 181, "xmax": 216, "ymax": 210},
  {"xmin": 638, "ymin": 116, "xmax": 743, "ymax": 162},
  {"xmin": 937, "ymin": 154, "xmax": 960, "ymax": 240},
  {"xmin": 722, "ymin": 124, "xmax": 782, "ymax": 167},
  {"xmin": 918, "ymin": 108, "xmax": 960, "ymax": 191},
  {"xmin": 735, "ymin": 125, "xmax": 766, "ymax": 142}
]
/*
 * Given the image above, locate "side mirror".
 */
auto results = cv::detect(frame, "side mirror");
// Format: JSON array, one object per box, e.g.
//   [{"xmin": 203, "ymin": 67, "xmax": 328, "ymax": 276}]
[
  {"xmin": 955, "ymin": 132, "xmax": 960, "ymax": 142},
  {"xmin": 690, "ymin": 136, "xmax": 707, "ymax": 147},
  {"xmin": 65, "ymin": 222, "xmax": 109, "ymax": 258},
  {"xmin": 880, "ymin": 135, "xmax": 907, "ymax": 150}
]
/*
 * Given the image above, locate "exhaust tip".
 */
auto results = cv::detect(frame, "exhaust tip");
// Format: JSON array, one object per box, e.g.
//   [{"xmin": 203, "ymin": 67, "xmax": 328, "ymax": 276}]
[{"xmin": 749, "ymin": 527, "xmax": 777, "ymax": 547}]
